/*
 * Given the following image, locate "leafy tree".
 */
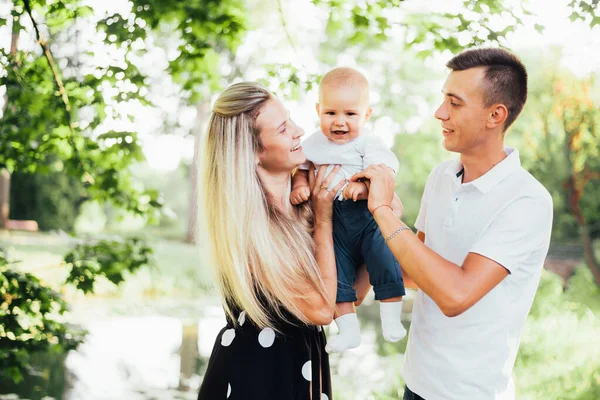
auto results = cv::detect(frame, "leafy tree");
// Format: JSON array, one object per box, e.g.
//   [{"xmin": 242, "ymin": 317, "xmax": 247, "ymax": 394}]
[
  {"xmin": 568, "ymin": 0, "xmax": 600, "ymax": 26},
  {"xmin": 10, "ymin": 161, "xmax": 84, "ymax": 231},
  {"xmin": 0, "ymin": 251, "xmax": 84, "ymax": 384},
  {"xmin": 558, "ymin": 76, "xmax": 600, "ymax": 286},
  {"xmin": 0, "ymin": 238, "xmax": 154, "ymax": 384},
  {"xmin": 1, "ymin": 0, "xmax": 248, "ymax": 385},
  {"xmin": 1, "ymin": 0, "xmax": 246, "ymax": 220},
  {"xmin": 64, "ymin": 238, "xmax": 154, "ymax": 293},
  {"xmin": 513, "ymin": 49, "xmax": 600, "ymax": 287}
]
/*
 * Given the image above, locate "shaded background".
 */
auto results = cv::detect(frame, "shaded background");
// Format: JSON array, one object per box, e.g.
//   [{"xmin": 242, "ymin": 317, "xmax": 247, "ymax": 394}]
[{"xmin": 0, "ymin": 0, "xmax": 599, "ymax": 399}]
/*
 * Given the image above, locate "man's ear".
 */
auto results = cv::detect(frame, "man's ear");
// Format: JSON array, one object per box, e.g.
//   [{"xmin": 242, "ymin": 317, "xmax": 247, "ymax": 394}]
[{"xmin": 487, "ymin": 104, "xmax": 508, "ymax": 130}]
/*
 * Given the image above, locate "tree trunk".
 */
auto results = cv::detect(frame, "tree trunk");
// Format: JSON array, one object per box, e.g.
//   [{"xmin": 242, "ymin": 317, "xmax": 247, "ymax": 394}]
[
  {"xmin": 566, "ymin": 172, "xmax": 600, "ymax": 288},
  {"xmin": 0, "ymin": 12, "xmax": 20, "ymax": 229},
  {"xmin": 185, "ymin": 98, "xmax": 211, "ymax": 244},
  {"xmin": 566, "ymin": 175, "xmax": 600, "ymax": 286},
  {"xmin": 0, "ymin": 170, "xmax": 9, "ymax": 229},
  {"xmin": 178, "ymin": 322, "xmax": 199, "ymax": 390},
  {"xmin": 581, "ymin": 224, "xmax": 600, "ymax": 287}
]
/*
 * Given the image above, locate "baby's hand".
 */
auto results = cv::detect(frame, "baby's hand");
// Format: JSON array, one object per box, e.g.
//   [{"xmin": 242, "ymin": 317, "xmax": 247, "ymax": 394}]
[
  {"xmin": 343, "ymin": 181, "xmax": 368, "ymax": 201},
  {"xmin": 290, "ymin": 185, "xmax": 311, "ymax": 205}
]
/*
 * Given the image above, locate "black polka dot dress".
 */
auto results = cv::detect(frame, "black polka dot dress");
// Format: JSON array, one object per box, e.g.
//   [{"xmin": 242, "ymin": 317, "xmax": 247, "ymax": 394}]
[{"xmin": 198, "ymin": 306, "xmax": 332, "ymax": 400}]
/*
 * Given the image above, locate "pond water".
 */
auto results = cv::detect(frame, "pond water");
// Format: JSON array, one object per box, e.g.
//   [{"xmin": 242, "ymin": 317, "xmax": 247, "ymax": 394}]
[{"xmin": 0, "ymin": 291, "xmax": 416, "ymax": 400}]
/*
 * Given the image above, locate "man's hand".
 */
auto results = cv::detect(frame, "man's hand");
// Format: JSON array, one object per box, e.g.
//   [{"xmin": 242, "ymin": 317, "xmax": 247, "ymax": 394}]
[
  {"xmin": 350, "ymin": 164, "xmax": 396, "ymax": 213},
  {"xmin": 290, "ymin": 185, "xmax": 311, "ymax": 205},
  {"xmin": 343, "ymin": 181, "xmax": 368, "ymax": 201}
]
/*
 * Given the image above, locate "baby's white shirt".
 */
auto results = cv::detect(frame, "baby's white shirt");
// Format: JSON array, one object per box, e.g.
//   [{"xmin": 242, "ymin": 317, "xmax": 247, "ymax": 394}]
[{"xmin": 298, "ymin": 128, "xmax": 399, "ymax": 200}]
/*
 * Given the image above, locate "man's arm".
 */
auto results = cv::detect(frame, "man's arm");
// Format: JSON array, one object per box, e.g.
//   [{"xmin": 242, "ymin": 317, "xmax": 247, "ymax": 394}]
[
  {"xmin": 373, "ymin": 210, "xmax": 508, "ymax": 316},
  {"xmin": 350, "ymin": 164, "xmax": 548, "ymax": 317},
  {"xmin": 401, "ymin": 231, "xmax": 425, "ymax": 290}
]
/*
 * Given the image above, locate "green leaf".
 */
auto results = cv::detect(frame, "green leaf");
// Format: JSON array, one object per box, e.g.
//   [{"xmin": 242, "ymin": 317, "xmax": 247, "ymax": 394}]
[
  {"xmin": 63, "ymin": 238, "xmax": 155, "ymax": 293},
  {"xmin": 569, "ymin": 11, "xmax": 581, "ymax": 22}
]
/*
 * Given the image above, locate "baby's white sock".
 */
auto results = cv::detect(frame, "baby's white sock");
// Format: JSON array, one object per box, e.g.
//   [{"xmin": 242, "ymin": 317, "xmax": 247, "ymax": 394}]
[
  {"xmin": 380, "ymin": 301, "xmax": 407, "ymax": 342},
  {"xmin": 325, "ymin": 313, "xmax": 361, "ymax": 353}
]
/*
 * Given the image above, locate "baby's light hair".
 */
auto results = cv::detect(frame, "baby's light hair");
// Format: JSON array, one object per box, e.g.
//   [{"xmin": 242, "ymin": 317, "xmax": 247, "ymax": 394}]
[{"xmin": 319, "ymin": 67, "xmax": 370, "ymax": 104}]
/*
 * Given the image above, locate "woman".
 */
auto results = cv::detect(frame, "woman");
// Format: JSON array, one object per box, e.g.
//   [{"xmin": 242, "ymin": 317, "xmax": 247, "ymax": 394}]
[{"xmin": 197, "ymin": 82, "xmax": 345, "ymax": 400}]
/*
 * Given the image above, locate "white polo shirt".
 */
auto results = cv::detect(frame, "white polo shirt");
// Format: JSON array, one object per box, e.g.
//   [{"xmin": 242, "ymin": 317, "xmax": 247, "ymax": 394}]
[
  {"xmin": 403, "ymin": 148, "xmax": 553, "ymax": 400},
  {"xmin": 299, "ymin": 129, "xmax": 399, "ymax": 199}
]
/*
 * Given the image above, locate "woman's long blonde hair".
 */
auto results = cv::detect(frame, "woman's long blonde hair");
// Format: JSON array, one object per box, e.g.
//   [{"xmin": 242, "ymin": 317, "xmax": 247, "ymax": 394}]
[{"xmin": 201, "ymin": 82, "xmax": 329, "ymax": 329}]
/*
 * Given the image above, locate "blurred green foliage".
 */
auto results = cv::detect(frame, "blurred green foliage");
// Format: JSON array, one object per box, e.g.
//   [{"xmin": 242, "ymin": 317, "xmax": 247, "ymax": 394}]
[
  {"xmin": 1, "ymin": 0, "xmax": 247, "ymax": 219},
  {"xmin": 514, "ymin": 50, "xmax": 600, "ymax": 243},
  {"xmin": 515, "ymin": 267, "xmax": 600, "ymax": 400},
  {"xmin": 0, "ymin": 236, "xmax": 154, "ymax": 384},
  {"xmin": 64, "ymin": 237, "xmax": 155, "ymax": 293},
  {"xmin": 10, "ymin": 160, "xmax": 84, "ymax": 231},
  {"xmin": 0, "ymin": 251, "xmax": 85, "ymax": 384},
  {"xmin": 1, "ymin": 0, "xmax": 246, "ymax": 382}
]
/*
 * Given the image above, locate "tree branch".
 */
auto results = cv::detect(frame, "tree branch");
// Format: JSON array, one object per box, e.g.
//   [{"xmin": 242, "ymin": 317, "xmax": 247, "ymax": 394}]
[
  {"xmin": 22, "ymin": 0, "xmax": 94, "ymax": 184},
  {"xmin": 23, "ymin": 0, "xmax": 70, "ymax": 112},
  {"xmin": 3, "ymin": 5, "xmax": 21, "ymax": 115}
]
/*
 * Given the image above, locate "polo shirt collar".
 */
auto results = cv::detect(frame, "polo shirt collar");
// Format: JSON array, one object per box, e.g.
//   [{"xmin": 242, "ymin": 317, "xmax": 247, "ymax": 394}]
[{"xmin": 443, "ymin": 147, "xmax": 521, "ymax": 193}]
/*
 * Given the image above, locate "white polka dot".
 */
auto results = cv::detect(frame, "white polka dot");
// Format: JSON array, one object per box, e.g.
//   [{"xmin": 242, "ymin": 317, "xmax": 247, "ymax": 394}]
[
  {"xmin": 221, "ymin": 329, "xmax": 235, "ymax": 346},
  {"xmin": 321, "ymin": 394, "xmax": 329, "ymax": 400},
  {"xmin": 302, "ymin": 360, "xmax": 312, "ymax": 381},
  {"xmin": 258, "ymin": 327, "xmax": 275, "ymax": 348},
  {"xmin": 227, "ymin": 383, "xmax": 231, "ymax": 398},
  {"xmin": 238, "ymin": 311, "xmax": 246, "ymax": 326}
]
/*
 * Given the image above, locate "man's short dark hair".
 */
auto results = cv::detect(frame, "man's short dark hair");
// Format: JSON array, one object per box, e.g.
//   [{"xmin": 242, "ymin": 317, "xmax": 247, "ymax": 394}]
[{"xmin": 447, "ymin": 48, "xmax": 528, "ymax": 132}]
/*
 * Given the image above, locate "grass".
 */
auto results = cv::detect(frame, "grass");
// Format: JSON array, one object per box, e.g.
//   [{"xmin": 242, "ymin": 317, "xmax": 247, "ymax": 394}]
[{"xmin": 514, "ymin": 267, "xmax": 600, "ymax": 400}]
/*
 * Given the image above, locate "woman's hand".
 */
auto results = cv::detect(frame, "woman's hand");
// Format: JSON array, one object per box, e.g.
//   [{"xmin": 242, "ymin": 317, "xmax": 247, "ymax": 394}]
[
  {"xmin": 308, "ymin": 164, "xmax": 345, "ymax": 224},
  {"xmin": 350, "ymin": 164, "xmax": 396, "ymax": 214}
]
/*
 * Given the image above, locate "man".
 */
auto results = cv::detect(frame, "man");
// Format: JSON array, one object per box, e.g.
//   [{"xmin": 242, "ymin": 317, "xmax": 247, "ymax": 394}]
[{"xmin": 351, "ymin": 48, "xmax": 553, "ymax": 399}]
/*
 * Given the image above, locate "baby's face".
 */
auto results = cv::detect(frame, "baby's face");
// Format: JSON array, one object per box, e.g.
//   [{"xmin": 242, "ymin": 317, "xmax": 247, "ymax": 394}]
[{"xmin": 317, "ymin": 85, "xmax": 371, "ymax": 145}]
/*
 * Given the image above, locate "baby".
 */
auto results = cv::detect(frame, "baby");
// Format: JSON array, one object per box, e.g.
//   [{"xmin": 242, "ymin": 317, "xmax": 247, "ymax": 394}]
[{"xmin": 291, "ymin": 67, "xmax": 406, "ymax": 353}]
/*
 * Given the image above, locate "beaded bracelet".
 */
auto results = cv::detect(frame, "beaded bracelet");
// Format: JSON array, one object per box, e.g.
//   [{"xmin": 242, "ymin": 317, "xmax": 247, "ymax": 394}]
[{"xmin": 384, "ymin": 225, "xmax": 412, "ymax": 243}]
